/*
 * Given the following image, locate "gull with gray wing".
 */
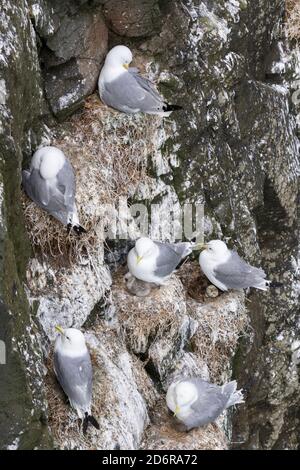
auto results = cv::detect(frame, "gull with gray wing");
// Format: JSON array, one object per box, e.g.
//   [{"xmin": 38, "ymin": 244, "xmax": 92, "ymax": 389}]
[
  {"xmin": 98, "ymin": 45, "xmax": 182, "ymax": 116},
  {"xmin": 22, "ymin": 146, "xmax": 85, "ymax": 234},
  {"xmin": 54, "ymin": 326, "xmax": 99, "ymax": 434},
  {"xmin": 199, "ymin": 240, "xmax": 270, "ymax": 291},
  {"xmin": 127, "ymin": 237, "xmax": 193, "ymax": 285},
  {"xmin": 166, "ymin": 377, "xmax": 244, "ymax": 430}
]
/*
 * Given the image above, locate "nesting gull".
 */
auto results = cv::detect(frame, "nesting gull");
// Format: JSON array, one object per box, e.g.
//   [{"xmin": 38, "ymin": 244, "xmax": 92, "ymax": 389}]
[
  {"xmin": 127, "ymin": 237, "xmax": 193, "ymax": 285},
  {"xmin": 166, "ymin": 377, "xmax": 244, "ymax": 430},
  {"xmin": 54, "ymin": 326, "xmax": 99, "ymax": 434},
  {"xmin": 22, "ymin": 146, "xmax": 85, "ymax": 234},
  {"xmin": 199, "ymin": 240, "xmax": 269, "ymax": 291},
  {"xmin": 98, "ymin": 45, "xmax": 182, "ymax": 116}
]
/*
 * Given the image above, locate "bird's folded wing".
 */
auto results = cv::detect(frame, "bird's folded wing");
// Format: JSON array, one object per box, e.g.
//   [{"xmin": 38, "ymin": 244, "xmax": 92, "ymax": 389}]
[
  {"xmin": 103, "ymin": 71, "xmax": 162, "ymax": 112},
  {"xmin": 128, "ymin": 69, "xmax": 163, "ymax": 102},
  {"xmin": 189, "ymin": 379, "xmax": 227, "ymax": 424},
  {"xmin": 55, "ymin": 159, "xmax": 76, "ymax": 213},
  {"xmin": 213, "ymin": 250, "xmax": 266, "ymax": 289},
  {"xmin": 153, "ymin": 242, "xmax": 183, "ymax": 277},
  {"xmin": 54, "ymin": 352, "xmax": 93, "ymax": 408}
]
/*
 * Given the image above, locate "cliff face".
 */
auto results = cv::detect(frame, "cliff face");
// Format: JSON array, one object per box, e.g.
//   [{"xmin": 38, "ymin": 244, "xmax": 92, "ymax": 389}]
[{"xmin": 0, "ymin": 0, "xmax": 299, "ymax": 450}]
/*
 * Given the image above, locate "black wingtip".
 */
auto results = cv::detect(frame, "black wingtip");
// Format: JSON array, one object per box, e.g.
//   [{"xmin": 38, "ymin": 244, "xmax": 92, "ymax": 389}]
[
  {"xmin": 88, "ymin": 415, "xmax": 100, "ymax": 430},
  {"xmin": 68, "ymin": 224, "xmax": 87, "ymax": 236},
  {"xmin": 269, "ymin": 281, "xmax": 284, "ymax": 288},
  {"xmin": 83, "ymin": 413, "xmax": 89, "ymax": 435},
  {"xmin": 73, "ymin": 225, "xmax": 87, "ymax": 236},
  {"xmin": 163, "ymin": 103, "xmax": 183, "ymax": 112},
  {"xmin": 82, "ymin": 413, "xmax": 100, "ymax": 434}
]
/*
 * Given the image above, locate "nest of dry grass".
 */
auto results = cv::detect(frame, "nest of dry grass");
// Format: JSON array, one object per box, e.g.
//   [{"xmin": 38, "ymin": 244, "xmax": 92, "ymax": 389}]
[
  {"xmin": 23, "ymin": 95, "xmax": 161, "ymax": 264},
  {"xmin": 176, "ymin": 262, "xmax": 249, "ymax": 381},
  {"xmin": 286, "ymin": 0, "xmax": 300, "ymax": 41},
  {"xmin": 112, "ymin": 267, "xmax": 187, "ymax": 356}
]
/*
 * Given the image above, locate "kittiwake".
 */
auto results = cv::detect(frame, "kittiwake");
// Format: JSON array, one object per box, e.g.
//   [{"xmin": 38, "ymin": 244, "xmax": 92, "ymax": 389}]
[
  {"xmin": 54, "ymin": 326, "xmax": 99, "ymax": 434},
  {"xmin": 98, "ymin": 45, "xmax": 182, "ymax": 116},
  {"xmin": 166, "ymin": 377, "xmax": 244, "ymax": 430},
  {"xmin": 22, "ymin": 146, "xmax": 86, "ymax": 234},
  {"xmin": 127, "ymin": 237, "xmax": 193, "ymax": 285},
  {"xmin": 199, "ymin": 240, "xmax": 269, "ymax": 291}
]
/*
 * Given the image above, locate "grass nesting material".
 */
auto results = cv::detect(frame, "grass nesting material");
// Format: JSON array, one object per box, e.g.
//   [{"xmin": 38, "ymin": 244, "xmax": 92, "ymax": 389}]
[
  {"xmin": 190, "ymin": 293, "xmax": 249, "ymax": 382},
  {"xmin": 141, "ymin": 397, "xmax": 228, "ymax": 450},
  {"xmin": 177, "ymin": 261, "xmax": 249, "ymax": 381},
  {"xmin": 112, "ymin": 267, "xmax": 187, "ymax": 356},
  {"xmin": 286, "ymin": 0, "xmax": 300, "ymax": 41},
  {"xmin": 23, "ymin": 95, "xmax": 161, "ymax": 264}
]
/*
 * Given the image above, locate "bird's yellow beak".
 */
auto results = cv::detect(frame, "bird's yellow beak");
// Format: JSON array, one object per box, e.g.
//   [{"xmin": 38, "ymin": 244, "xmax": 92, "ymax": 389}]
[
  {"xmin": 174, "ymin": 405, "xmax": 180, "ymax": 417},
  {"xmin": 123, "ymin": 63, "xmax": 129, "ymax": 70},
  {"xmin": 55, "ymin": 325, "xmax": 65, "ymax": 336},
  {"xmin": 136, "ymin": 255, "xmax": 143, "ymax": 264}
]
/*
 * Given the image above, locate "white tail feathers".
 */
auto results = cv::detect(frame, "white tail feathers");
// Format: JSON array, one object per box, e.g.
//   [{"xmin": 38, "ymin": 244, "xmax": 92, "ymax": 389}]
[
  {"xmin": 254, "ymin": 279, "xmax": 270, "ymax": 291},
  {"xmin": 68, "ymin": 206, "xmax": 79, "ymax": 227},
  {"xmin": 223, "ymin": 380, "xmax": 245, "ymax": 407}
]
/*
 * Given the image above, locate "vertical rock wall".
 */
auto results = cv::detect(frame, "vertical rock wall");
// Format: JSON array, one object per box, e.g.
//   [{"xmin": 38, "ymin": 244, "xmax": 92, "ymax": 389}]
[
  {"xmin": 0, "ymin": 0, "xmax": 299, "ymax": 450},
  {"xmin": 0, "ymin": 0, "xmax": 52, "ymax": 449}
]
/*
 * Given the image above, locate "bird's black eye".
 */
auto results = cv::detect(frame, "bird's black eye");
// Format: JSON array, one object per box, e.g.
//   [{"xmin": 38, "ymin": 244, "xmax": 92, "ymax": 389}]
[{"xmin": 66, "ymin": 336, "xmax": 70, "ymax": 340}]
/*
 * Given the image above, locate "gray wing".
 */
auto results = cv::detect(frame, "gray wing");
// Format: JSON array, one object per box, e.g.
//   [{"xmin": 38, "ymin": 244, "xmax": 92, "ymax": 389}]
[
  {"xmin": 101, "ymin": 71, "xmax": 164, "ymax": 114},
  {"xmin": 153, "ymin": 242, "xmax": 189, "ymax": 278},
  {"xmin": 214, "ymin": 250, "xmax": 266, "ymax": 289},
  {"xmin": 128, "ymin": 69, "xmax": 164, "ymax": 102},
  {"xmin": 22, "ymin": 160, "xmax": 75, "ymax": 223},
  {"xmin": 186, "ymin": 378, "xmax": 228, "ymax": 428},
  {"xmin": 54, "ymin": 350, "xmax": 92, "ymax": 411},
  {"xmin": 54, "ymin": 159, "xmax": 76, "ymax": 213}
]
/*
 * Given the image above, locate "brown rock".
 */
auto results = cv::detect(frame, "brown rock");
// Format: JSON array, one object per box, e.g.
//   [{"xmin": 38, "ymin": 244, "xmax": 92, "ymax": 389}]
[
  {"xmin": 103, "ymin": 0, "xmax": 161, "ymax": 38},
  {"xmin": 44, "ymin": 8, "xmax": 108, "ymax": 117}
]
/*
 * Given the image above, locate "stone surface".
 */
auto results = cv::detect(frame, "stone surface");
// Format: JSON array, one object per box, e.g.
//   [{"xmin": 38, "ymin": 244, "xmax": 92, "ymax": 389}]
[
  {"xmin": 0, "ymin": 0, "xmax": 52, "ymax": 450},
  {"xmin": 103, "ymin": 0, "xmax": 161, "ymax": 38},
  {"xmin": 1, "ymin": 0, "xmax": 299, "ymax": 452},
  {"xmin": 44, "ymin": 265, "xmax": 246, "ymax": 450},
  {"xmin": 41, "ymin": 4, "xmax": 108, "ymax": 118}
]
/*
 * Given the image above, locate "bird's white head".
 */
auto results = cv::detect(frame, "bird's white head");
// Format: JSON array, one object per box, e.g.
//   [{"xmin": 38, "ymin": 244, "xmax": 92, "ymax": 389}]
[
  {"xmin": 55, "ymin": 326, "xmax": 87, "ymax": 356},
  {"xmin": 31, "ymin": 146, "xmax": 66, "ymax": 180},
  {"xmin": 202, "ymin": 240, "xmax": 229, "ymax": 261},
  {"xmin": 134, "ymin": 237, "xmax": 155, "ymax": 264},
  {"xmin": 105, "ymin": 45, "xmax": 133, "ymax": 70},
  {"xmin": 167, "ymin": 380, "xmax": 198, "ymax": 418}
]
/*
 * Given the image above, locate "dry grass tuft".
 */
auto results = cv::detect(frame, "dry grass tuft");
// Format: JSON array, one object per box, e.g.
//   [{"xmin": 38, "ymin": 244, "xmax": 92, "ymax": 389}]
[
  {"xmin": 112, "ymin": 266, "xmax": 187, "ymax": 356},
  {"xmin": 286, "ymin": 0, "xmax": 300, "ymax": 41},
  {"xmin": 141, "ymin": 397, "xmax": 228, "ymax": 450},
  {"xmin": 23, "ymin": 95, "xmax": 161, "ymax": 264},
  {"xmin": 177, "ymin": 262, "xmax": 249, "ymax": 382}
]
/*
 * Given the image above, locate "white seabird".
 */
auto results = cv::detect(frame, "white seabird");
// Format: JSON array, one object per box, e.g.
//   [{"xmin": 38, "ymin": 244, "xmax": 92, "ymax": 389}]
[
  {"xmin": 54, "ymin": 326, "xmax": 99, "ymax": 434},
  {"xmin": 199, "ymin": 240, "xmax": 269, "ymax": 291},
  {"xmin": 22, "ymin": 146, "xmax": 85, "ymax": 234},
  {"xmin": 98, "ymin": 45, "xmax": 182, "ymax": 116},
  {"xmin": 166, "ymin": 377, "xmax": 244, "ymax": 430},
  {"xmin": 127, "ymin": 237, "xmax": 193, "ymax": 285}
]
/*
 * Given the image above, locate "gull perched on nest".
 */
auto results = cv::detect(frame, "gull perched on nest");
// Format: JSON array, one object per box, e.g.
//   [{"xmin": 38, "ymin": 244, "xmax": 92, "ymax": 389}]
[
  {"xmin": 54, "ymin": 326, "xmax": 99, "ymax": 434},
  {"xmin": 98, "ymin": 45, "xmax": 182, "ymax": 116},
  {"xmin": 166, "ymin": 377, "xmax": 244, "ymax": 431},
  {"xmin": 22, "ymin": 146, "xmax": 86, "ymax": 235},
  {"xmin": 127, "ymin": 237, "xmax": 193, "ymax": 285},
  {"xmin": 199, "ymin": 240, "xmax": 270, "ymax": 291}
]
